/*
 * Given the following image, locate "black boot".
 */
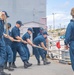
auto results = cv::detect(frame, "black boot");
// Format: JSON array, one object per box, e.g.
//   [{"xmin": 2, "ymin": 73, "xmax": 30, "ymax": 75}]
[
  {"xmin": 0, "ymin": 67, "xmax": 11, "ymax": 75},
  {"xmin": 12, "ymin": 62, "xmax": 17, "ymax": 68},
  {"xmin": 27, "ymin": 61, "xmax": 32, "ymax": 66},
  {"xmin": 24, "ymin": 61, "xmax": 32, "ymax": 68},
  {"xmin": 46, "ymin": 61, "xmax": 51, "ymax": 64},
  {"xmin": 24, "ymin": 62, "xmax": 28, "ymax": 69},
  {"xmin": 8, "ymin": 62, "xmax": 14, "ymax": 71},
  {"xmin": 4, "ymin": 62, "xmax": 8, "ymax": 69},
  {"xmin": 43, "ymin": 59, "xmax": 47, "ymax": 65},
  {"xmin": 37, "ymin": 60, "xmax": 40, "ymax": 65},
  {"xmin": 43, "ymin": 59, "xmax": 51, "ymax": 65}
]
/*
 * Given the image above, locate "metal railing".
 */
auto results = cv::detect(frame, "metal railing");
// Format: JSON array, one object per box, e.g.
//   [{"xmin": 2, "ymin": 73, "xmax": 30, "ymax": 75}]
[{"xmin": 47, "ymin": 40, "xmax": 71, "ymax": 64}]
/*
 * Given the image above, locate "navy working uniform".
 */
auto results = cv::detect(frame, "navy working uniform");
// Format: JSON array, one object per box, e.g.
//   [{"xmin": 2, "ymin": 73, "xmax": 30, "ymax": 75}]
[
  {"xmin": 0, "ymin": 11, "xmax": 12, "ymax": 75},
  {"xmin": 22, "ymin": 28, "xmax": 34, "ymax": 66},
  {"xmin": 3, "ymin": 22, "xmax": 14, "ymax": 71},
  {"xmin": 11, "ymin": 21, "xmax": 32, "ymax": 68},
  {"xmin": 4, "ymin": 29, "xmax": 13, "ymax": 64},
  {"xmin": 64, "ymin": 19, "xmax": 74, "ymax": 71},
  {"xmin": 37, "ymin": 32, "xmax": 47, "ymax": 60},
  {"xmin": 0, "ymin": 19, "xmax": 6, "ymax": 68},
  {"xmin": 33, "ymin": 35, "xmax": 46, "ymax": 64},
  {"xmin": 11, "ymin": 26, "xmax": 28, "ymax": 64},
  {"xmin": 22, "ymin": 32, "xmax": 31, "ymax": 61}
]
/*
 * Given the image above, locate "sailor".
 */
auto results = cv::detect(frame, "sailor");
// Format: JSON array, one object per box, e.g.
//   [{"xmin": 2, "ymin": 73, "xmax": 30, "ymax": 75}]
[
  {"xmin": 33, "ymin": 31, "xmax": 50, "ymax": 65},
  {"xmin": 65, "ymin": 7, "xmax": 74, "ymax": 72},
  {"xmin": 0, "ymin": 11, "xmax": 11, "ymax": 75},
  {"xmin": 11, "ymin": 21, "xmax": 32, "ymax": 68},
  {"xmin": 3, "ymin": 23, "xmax": 14, "ymax": 71},
  {"xmin": 22, "ymin": 28, "xmax": 35, "ymax": 66}
]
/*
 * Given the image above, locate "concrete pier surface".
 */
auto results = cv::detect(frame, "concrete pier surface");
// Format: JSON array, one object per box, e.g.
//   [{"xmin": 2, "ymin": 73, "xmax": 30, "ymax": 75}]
[{"xmin": 5, "ymin": 56, "xmax": 73, "ymax": 75}]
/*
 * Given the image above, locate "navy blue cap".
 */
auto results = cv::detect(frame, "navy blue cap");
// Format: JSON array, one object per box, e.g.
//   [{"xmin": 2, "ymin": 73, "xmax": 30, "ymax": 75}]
[
  {"xmin": 43, "ymin": 31, "xmax": 48, "ymax": 35},
  {"xmin": 16, "ymin": 21, "xmax": 23, "ymax": 26},
  {"xmin": 7, "ymin": 23, "xmax": 11, "ymax": 27},
  {"xmin": 40, "ymin": 27, "xmax": 44, "ymax": 31},
  {"xmin": 28, "ymin": 28, "xmax": 34, "ymax": 33},
  {"xmin": 2, "ymin": 11, "xmax": 9, "ymax": 18}
]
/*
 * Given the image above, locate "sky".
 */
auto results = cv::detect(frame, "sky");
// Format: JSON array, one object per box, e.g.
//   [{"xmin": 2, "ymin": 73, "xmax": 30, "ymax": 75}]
[{"xmin": 47, "ymin": 0, "xmax": 74, "ymax": 29}]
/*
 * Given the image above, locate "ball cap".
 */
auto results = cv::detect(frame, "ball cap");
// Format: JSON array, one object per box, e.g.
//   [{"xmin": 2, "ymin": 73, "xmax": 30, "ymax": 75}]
[
  {"xmin": 7, "ymin": 23, "xmax": 11, "ymax": 27},
  {"xmin": 28, "ymin": 28, "xmax": 34, "ymax": 33},
  {"xmin": 16, "ymin": 21, "xmax": 23, "ymax": 26},
  {"xmin": 43, "ymin": 31, "xmax": 48, "ymax": 35},
  {"xmin": 39, "ymin": 27, "xmax": 44, "ymax": 31},
  {"xmin": 2, "ymin": 11, "xmax": 9, "ymax": 18}
]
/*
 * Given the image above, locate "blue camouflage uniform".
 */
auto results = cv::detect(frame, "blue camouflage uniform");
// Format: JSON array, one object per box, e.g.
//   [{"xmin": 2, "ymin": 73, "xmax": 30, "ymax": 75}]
[
  {"xmin": 0, "ymin": 19, "xmax": 6, "ymax": 67},
  {"xmin": 22, "ymin": 32, "xmax": 31, "ymax": 61},
  {"xmin": 64, "ymin": 19, "xmax": 74, "ymax": 71},
  {"xmin": 33, "ymin": 35, "xmax": 45, "ymax": 63},
  {"xmin": 11, "ymin": 26, "xmax": 27, "ymax": 63},
  {"xmin": 4, "ymin": 29, "xmax": 13, "ymax": 63}
]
